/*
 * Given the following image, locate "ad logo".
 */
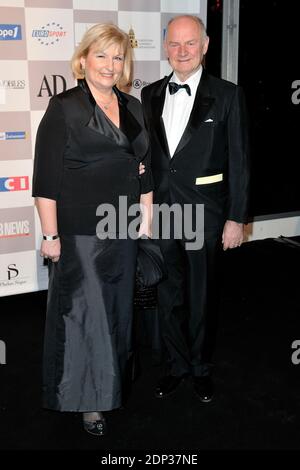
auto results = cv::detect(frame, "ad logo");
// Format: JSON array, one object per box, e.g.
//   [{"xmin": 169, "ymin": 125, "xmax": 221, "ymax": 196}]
[
  {"xmin": 0, "ymin": 24, "xmax": 22, "ymax": 40},
  {"xmin": 0, "ymin": 176, "xmax": 29, "ymax": 192},
  {"xmin": 0, "ymin": 131, "xmax": 26, "ymax": 141},
  {"xmin": 32, "ymin": 22, "xmax": 66, "ymax": 45},
  {"xmin": 37, "ymin": 74, "xmax": 67, "ymax": 97}
]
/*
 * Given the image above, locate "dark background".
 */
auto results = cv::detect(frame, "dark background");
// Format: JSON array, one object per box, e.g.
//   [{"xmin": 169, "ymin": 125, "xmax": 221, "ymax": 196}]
[{"xmin": 206, "ymin": 0, "xmax": 300, "ymax": 218}]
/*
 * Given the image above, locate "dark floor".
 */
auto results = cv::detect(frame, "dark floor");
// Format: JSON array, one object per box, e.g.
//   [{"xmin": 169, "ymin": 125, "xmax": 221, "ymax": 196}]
[{"xmin": 0, "ymin": 237, "xmax": 300, "ymax": 455}]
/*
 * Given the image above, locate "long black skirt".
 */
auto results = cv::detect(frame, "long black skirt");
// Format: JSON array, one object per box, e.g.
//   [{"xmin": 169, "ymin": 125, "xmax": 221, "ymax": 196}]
[{"xmin": 43, "ymin": 235, "xmax": 137, "ymax": 412}]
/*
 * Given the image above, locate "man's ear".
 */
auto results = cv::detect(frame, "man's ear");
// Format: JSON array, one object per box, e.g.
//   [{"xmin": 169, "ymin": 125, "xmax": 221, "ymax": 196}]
[
  {"xmin": 203, "ymin": 36, "xmax": 210, "ymax": 55},
  {"xmin": 163, "ymin": 37, "xmax": 168, "ymax": 59}
]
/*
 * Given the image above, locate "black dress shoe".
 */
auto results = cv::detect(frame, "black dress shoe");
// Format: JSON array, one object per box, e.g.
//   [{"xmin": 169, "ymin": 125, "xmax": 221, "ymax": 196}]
[
  {"xmin": 83, "ymin": 417, "xmax": 107, "ymax": 436},
  {"xmin": 155, "ymin": 375, "xmax": 184, "ymax": 398},
  {"xmin": 193, "ymin": 376, "xmax": 214, "ymax": 403}
]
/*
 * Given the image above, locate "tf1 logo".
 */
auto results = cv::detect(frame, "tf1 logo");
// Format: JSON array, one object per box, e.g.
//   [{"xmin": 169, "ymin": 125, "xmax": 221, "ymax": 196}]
[{"xmin": 0, "ymin": 176, "xmax": 29, "ymax": 192}]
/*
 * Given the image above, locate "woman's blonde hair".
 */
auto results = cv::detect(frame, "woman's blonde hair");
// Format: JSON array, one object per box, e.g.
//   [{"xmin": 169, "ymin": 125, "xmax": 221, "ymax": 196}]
[{"xmin": 71, "ymin": 23, "xmax": 132, "ymax": 88}]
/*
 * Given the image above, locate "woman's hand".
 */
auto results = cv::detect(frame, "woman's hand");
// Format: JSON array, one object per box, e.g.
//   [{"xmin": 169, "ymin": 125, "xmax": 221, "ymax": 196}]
[
  {"xmin": 139, "ymin": 162, "xmax": 145, "ymax": 175},
  {"xmin": 40, "ymin": 238, "xmax": 61, "ymax": 263},
  {"xmin": 139, "ymin": 191, "xmax": 153, "ymax": 238},
  {"xmin": 138, "ymin": 222, "xmax": 152, "ymax": 239}
]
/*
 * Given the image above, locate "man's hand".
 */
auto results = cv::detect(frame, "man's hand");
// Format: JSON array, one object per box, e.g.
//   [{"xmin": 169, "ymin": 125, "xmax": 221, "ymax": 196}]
[
  {"xmin": 222, "ymin": 220, "xmax": 244, "ymax": 250},
  {"xmin": 139, "ymin": 163, "xmax": 145, "ymax": 175}
]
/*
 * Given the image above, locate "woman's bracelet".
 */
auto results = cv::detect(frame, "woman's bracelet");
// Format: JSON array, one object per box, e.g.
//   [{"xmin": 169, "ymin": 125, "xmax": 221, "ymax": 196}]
[{"xmin": 43, "ymin": 234, "xmax": 59, "ymax": 241}]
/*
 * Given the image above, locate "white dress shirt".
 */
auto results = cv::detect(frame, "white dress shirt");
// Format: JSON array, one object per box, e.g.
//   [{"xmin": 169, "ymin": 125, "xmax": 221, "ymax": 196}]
[{"xmin": 162, "ymin": 66, "xmax": 203, "ymax": 158}]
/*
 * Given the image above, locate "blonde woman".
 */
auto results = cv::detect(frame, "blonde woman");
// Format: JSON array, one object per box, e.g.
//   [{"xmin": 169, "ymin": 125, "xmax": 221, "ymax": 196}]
[{"xmin": 33, "ymin": 23, "xmax": 152, "ymax": 436}]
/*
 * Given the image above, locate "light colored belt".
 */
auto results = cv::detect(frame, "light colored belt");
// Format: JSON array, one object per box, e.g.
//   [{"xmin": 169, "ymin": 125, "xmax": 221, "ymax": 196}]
[{"xmin": 195, "ymin": 173, "xmax": 223, "ymax": 185}]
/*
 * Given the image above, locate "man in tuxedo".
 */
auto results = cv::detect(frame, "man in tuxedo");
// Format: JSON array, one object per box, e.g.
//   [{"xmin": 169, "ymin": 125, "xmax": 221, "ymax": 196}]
[{"xmin": 141, "ymin": 15, "xmax": 249, "ymax": 402}]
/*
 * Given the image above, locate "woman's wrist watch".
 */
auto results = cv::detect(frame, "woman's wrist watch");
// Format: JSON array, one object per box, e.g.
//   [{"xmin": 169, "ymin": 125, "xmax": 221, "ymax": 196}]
[{"xmin": 43, "ymin": 234, "xmax": 59, "ymax": 241}]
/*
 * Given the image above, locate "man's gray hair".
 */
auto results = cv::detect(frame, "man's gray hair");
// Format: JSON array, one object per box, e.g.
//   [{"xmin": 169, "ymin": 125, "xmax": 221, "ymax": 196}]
[{"xmin": 166, "ymin": 15, "xmax": 207, "ymax": 40}]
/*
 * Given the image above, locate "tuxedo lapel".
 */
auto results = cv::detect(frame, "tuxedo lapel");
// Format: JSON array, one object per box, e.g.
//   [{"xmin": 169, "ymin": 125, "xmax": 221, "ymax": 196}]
[
  {"xmin": 173, "ymin": 70, "xmax": 215, "ymax": 157},
  {"xmin": 151, "ymin": 74, "xmax": 172, "ymax": 158}
]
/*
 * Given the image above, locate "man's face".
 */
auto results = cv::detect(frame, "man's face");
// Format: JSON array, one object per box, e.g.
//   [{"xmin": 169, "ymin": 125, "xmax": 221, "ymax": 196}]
[{"xmin": 164, "ymin": 17, "xmax": 209, "ymax": 82}]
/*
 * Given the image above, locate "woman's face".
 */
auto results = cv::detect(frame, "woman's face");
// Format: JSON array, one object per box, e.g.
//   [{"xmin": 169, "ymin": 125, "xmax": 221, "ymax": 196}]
[{"xmin": 80, "ymin": 42, "xmax": 125, "ymax": 92}]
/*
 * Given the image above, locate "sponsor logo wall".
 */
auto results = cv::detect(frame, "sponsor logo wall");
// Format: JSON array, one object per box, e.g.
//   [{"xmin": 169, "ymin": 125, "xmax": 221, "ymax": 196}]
[{"xmin": 0, "ymin": 0, "xmax": 206, "ymax": 297}]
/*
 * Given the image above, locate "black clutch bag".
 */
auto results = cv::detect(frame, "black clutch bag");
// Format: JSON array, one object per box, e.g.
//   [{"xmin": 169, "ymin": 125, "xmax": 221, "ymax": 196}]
[
  {"xmin": 133, "ymin": 284, "xmax": 157, "ymax": 310},
  {"xmin": 136, "ymin": 237, "xmax": 167, "ymax": 288}
]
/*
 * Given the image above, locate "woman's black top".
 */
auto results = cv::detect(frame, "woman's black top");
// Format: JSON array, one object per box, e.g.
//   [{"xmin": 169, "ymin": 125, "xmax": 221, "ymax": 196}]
[{"xmin": 32, "ymin": 80, "xmax": 153, "ymax": 235}]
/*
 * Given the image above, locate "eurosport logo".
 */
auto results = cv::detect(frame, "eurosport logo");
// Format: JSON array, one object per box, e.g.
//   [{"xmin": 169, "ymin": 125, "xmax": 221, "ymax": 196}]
[
  {"xmin": 0, "ymin": 131, "xmax": 26, "ymax": 141},
  {"xmin": 32, "ymin": 22, "xmax": 67, "ymax": 45},
  {"xmin": 0, "ymin": 176, "xmax": 29, "ymax": 192},
  {"xmin": 0, "ymin": 24, "xmax": 22, "ymax": 40}
]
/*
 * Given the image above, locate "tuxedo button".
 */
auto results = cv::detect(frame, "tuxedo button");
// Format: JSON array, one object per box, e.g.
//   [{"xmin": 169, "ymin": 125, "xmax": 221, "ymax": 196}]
[{"xmin": 170, "ymin": 168, "xmax": 177, "ymax": 173}]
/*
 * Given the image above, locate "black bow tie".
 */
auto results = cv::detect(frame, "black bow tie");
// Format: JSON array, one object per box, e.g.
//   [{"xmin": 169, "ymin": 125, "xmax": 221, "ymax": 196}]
[{"xmin": 168, "ymin": 82, "xmax": 191, "ymax": 96}]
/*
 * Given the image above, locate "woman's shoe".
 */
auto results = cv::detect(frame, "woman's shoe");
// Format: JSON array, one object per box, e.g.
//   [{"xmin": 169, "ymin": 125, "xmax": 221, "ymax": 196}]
[{"xmin": 83, "ymin": 416, "xmax": 107, "ymax": 436}]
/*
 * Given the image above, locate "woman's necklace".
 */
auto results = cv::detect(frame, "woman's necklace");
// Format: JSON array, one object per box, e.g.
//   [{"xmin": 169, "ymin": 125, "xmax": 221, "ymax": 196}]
[{"xmin": 97, "ymin": 93, "xmax": 115, "ymax": 110}]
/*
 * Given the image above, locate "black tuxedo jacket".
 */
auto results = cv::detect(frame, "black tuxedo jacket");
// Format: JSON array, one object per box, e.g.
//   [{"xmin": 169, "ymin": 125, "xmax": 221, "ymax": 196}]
[{"xmin": 141, "ymin": 70, "xmax": 250, "ymax": 231}]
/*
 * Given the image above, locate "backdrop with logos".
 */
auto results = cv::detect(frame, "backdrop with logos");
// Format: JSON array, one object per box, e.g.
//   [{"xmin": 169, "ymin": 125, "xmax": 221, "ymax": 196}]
[{"xmin": 0, "ymin": 0, "xmax": 207, "ymax": 297}]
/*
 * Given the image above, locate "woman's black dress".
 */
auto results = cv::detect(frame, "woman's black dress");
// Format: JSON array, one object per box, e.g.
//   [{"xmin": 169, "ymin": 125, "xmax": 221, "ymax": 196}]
[{"xmin": 32, "ymin": 82, "xmax": 152, "ymax": 411}]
